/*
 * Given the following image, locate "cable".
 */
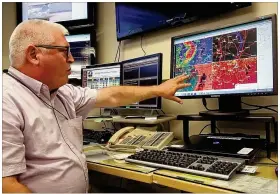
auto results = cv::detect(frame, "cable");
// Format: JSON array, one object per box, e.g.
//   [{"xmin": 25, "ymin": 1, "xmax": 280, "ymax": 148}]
[
  {"xmin": 118, "ymin": 41, "xmax": 122, "ymax": 62},
  {"xmin": 215, "ymin": 126, "xmax": 221, "ymax": 133},
  {"xmin": 114, "ymin": 41, "xmax": 121, "ymax": 62},
  {"xmin": 242, "ymin": 101, "xmax": 278, "ymax": 113},
  {"xmin": 268, "ymin": 158, "xmax": 278, "ymax": 164},
  {"xmin": 199, "ymin": 124, "xmax": 211, "ymax": 134},
  {"xmin": 242, "ymin": 101, "xmax": 278, "ymax": 108},
  {"xmin": 199, "ymin": 124, "xmax": 221, "ymax": 134},
  {"xmin": 140, "ymin": 35, "xmax": 146, "ymax": 56},
  {"xmin": 245, "ymin": 107, "xmax": 277, "ymax": 113},
  {"xmin": 111, "ymin": 122, "xmax": 117, "ymax": 131},
  {"xmin": 253, "ymin": 162, "xmax": 278, "ymax": 166},
  {"xmin": 202, "ymin": 98, "xmax": 278, "ymax": 113},
  {"xmin": 202, "ymin": 98, "xmax": 218, "ymax": 111},
  {"xmin": 102, "ymin": 121, "xmax": 107, "ymax": 129}
]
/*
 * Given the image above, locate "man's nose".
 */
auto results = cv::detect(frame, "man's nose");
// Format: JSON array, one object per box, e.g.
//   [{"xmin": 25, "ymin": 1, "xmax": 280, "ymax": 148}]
[{"xmin": 68, "ymin": 52, "xmax": 75, "ymax": 63}]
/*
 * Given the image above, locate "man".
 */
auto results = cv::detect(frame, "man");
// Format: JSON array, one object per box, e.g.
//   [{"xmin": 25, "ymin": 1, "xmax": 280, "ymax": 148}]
[{"xmin": 2, "ymin": 19, "xmax": 190, "ymax": 193}]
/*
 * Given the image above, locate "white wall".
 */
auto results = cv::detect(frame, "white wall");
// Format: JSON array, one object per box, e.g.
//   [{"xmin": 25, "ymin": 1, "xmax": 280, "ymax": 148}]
[{"xmin": 2, "ymin": 2, "xmax": 17, "ymax": 69}]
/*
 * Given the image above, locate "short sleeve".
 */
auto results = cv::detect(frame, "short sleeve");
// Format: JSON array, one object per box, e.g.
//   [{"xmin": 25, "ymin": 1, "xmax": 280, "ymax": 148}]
[
  {"xmin": 62, "ymin": 84, "xmax": 97, "ymax": 119},
  {"xmin": 2, "ymin": 97, "xmax": 26, "ymax": 177}
]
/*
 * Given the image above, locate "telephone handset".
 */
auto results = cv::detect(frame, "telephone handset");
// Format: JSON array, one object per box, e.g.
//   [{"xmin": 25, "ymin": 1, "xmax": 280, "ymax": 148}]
[{"xmin": 108, "ymin": 126, "xmax": 134, "ymax": 144}]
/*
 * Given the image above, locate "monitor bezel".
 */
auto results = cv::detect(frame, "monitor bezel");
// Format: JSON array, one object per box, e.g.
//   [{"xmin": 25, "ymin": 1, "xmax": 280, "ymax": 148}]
[
  {"xmin": 81, "ymin": 62, "xmax": 122, "ymax": 88},
  {"xmin": 16, "ymin": 2, "xmax": 96, "ymax": 28},
  {"xmin": 120, "ymin": 53, "xmax": 163, "ymax": 110},
  {"xmin": 170, "ymin": 14, "xmax": 278, "ymax": 99}
]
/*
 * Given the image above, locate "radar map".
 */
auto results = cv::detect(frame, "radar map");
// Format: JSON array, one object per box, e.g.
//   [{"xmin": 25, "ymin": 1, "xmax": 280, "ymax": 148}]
[{"xmin": 174, "ymin": 28, "xmax": 257, "ymax": 92}]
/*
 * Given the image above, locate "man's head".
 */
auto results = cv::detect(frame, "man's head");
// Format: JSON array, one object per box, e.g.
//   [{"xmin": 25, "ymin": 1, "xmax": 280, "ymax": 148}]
[{"xmin": 9, "ymin": 19, "xmax": 74, "ymax": 90}]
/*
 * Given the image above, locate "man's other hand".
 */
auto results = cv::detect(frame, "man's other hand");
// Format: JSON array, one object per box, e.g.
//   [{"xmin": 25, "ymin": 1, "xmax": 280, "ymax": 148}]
[{"xmin": 156, "ymin": 74, "xmax": 191, "ymax": 104}]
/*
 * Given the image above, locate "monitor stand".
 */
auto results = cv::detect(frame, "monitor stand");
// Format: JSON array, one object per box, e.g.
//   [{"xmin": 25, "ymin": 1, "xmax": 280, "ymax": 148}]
[{"xmin": 199, "ymin": 96, "xmax": 249, "ymax": 117}]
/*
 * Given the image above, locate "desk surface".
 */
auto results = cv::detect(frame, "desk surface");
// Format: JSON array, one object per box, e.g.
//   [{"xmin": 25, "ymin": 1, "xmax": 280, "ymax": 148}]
[
  {"xmin": 85, "ymin": 115, "xmax": 176, "ymax": 124},
  {"xmin": 87, "ymin": 162, "xmax": 153, "ymax": 184},
  {"xmin": 86, "ymin": 149, "xmax": 277, "ymax": 193},
  {"xmin": 113, "ymin": 115, "xmax": 176, "ymax": 124}
]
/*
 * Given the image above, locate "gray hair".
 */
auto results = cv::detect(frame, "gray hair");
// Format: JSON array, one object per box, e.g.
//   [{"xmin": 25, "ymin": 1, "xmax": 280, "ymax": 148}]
[{"xmin": 9, "ymin": 19, "xmax": 69, "ymax": 67}]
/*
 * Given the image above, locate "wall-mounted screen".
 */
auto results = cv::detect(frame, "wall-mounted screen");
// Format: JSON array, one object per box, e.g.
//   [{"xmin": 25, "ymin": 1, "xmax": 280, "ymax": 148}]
[
  {"xmin": 115, "ymin": 2, "xmax": 251, "ymax": 40},
  {"xmin": 66, "ymin": 33, "xmax": 93, "ymax": 79},
  {"xmin": 16, "ymin": 2, "xmax": 95, "ymax": 28},
  {"xmin": 21, "ymin": 2, "xmax": 88, "ymax": 23}
]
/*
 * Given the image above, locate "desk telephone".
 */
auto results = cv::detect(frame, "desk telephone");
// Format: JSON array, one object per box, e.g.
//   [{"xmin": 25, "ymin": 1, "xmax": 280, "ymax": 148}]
[{"xmin": 107, "ymin": 126, "xmax": 174, "ymax": 150}]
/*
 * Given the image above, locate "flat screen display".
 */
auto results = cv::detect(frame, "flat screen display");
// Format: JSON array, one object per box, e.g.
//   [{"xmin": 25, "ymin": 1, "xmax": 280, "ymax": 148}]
[
  {"xmin": 115, "ymin": 2, "xmax": 251, "ymax": 40},
  {"xmin": 171, "ymin": 16, "xmax": 275, "ymax": 97},
  {"xmin": 66, "ymin": 34, "xmax": 92, "ymax": 79},
  {"xmin": 121, "ymin": 53, "xmax": 162, "ymax": 109},
  {"xmin": 81, "ymin": 63, "xmax": 121, "ymax": 89},
  {"xmin": 21, "ymin": 2, "xmax": 88, "ymax": 23}
]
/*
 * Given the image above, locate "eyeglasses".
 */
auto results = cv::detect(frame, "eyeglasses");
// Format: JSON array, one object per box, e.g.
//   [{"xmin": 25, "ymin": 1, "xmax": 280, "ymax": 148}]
[{"xmin": 35, "ymin": 45, "xmax": 71, "ymax": 61}]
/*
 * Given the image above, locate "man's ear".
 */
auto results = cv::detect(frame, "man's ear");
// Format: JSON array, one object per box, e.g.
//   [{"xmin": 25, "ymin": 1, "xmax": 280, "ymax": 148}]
[{"xmin": 26, "ymin": 45, "xmax": 40, "ymax": 66}]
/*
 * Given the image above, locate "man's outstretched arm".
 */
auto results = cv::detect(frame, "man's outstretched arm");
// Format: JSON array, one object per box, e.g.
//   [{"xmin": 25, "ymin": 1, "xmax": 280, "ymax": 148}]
[{"xmin": 95, "ymin": 74, "xmax": 190, "ymax": 108}]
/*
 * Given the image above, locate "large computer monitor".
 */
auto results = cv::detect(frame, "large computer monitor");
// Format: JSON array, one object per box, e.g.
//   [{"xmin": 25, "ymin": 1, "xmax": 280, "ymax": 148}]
[
  {"xmin": 66, "ymin": 33, "xmax": 94, "ymax": 80},
  {"xmin": 81, "ymin": 63, "xmax": 121, "ymax": 89},
  {"xmin": 120, "ymin": 53, "xmax": 162, "ymax": 109},
  {"xmin": 170, "ymin": 14, "xmax": 277, "ymax": 116}
]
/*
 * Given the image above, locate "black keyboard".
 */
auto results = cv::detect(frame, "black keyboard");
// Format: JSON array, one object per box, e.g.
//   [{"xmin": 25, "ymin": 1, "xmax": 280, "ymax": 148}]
[
  {"xmin": 83, "ymin": 129, "xmax": 113, "ymax": 144},
  {"xmin": 126, "ymin": 149, "xmax": 245, "ymax": 180}
]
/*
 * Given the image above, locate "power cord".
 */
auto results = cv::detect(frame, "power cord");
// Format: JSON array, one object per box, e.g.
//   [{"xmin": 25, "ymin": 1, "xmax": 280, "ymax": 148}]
[
  {"xmin": 199, "ymin": 124, "xmax": 221, "ymax": 134},
  {"xmin": 199, "ymin": 124, "xmax": 211, "ymax": 134},
  {"xmin": 202, "ymin": 98, "xmax": 278, "ymax": 113},
  {"xmin": 253, "ymin": 158, "xmax": 278, "ymax": 166},
  {"xmin": 102, "ymin": 121, "xmax": 107, "ymax": 129},
  {"xmin": 140, "ymin": 35, "xmax": 146, "ymax": 56},
  {"xmin": 202, "ymin": 98, "xmax": 218, "ymax": 111},
  {"xmin": 242, "ymin": 101, "xmax": 278, "ymax": 113},
  {"xmin": 114, "ymin": 41, "xmax": 122, "ymax": 62},
  {"xmin": 268, "ymin": 158, "xmax": 278, "ymax": 164},
  {"xmin": 111, "ymin": 122, "xmax": 117, "ymax": 132},
  {"xmin": 118, "ymin": 41, "xmax": 122, "ymax": 62}
]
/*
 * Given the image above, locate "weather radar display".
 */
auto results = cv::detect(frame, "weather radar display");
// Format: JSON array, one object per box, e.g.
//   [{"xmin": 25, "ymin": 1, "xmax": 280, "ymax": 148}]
[{"xmin": 174, "ymin": 28, "xmax": 257, "ymax": 92}]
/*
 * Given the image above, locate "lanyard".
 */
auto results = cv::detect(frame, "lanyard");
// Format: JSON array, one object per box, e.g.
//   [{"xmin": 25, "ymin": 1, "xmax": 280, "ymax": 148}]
[{"xmin": 5, "ymin": 72, "xmax": 70, "ymax": 120}]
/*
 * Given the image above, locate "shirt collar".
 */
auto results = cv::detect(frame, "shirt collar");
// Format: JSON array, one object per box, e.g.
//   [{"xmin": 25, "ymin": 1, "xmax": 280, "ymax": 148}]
[{"xmin": 8, "ymin": 66, "xmax": 45, "ymax": 96}]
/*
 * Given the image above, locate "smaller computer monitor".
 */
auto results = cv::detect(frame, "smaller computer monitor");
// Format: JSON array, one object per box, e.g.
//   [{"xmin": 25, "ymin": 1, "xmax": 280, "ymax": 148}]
[
  {"xmin": 16, "ymin": 2, "xmax": 95, "ymax": 28},
  {"xmin": 81, "ymin": 63, "xmax": 121, "ymax": 89},
  {"xmin": 120, "ymin": 53, "xmax": 162, "ymax": 109},
  {"xmin": 66, "ymin": 33, "xmax": 94, "ymax": 79}
]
